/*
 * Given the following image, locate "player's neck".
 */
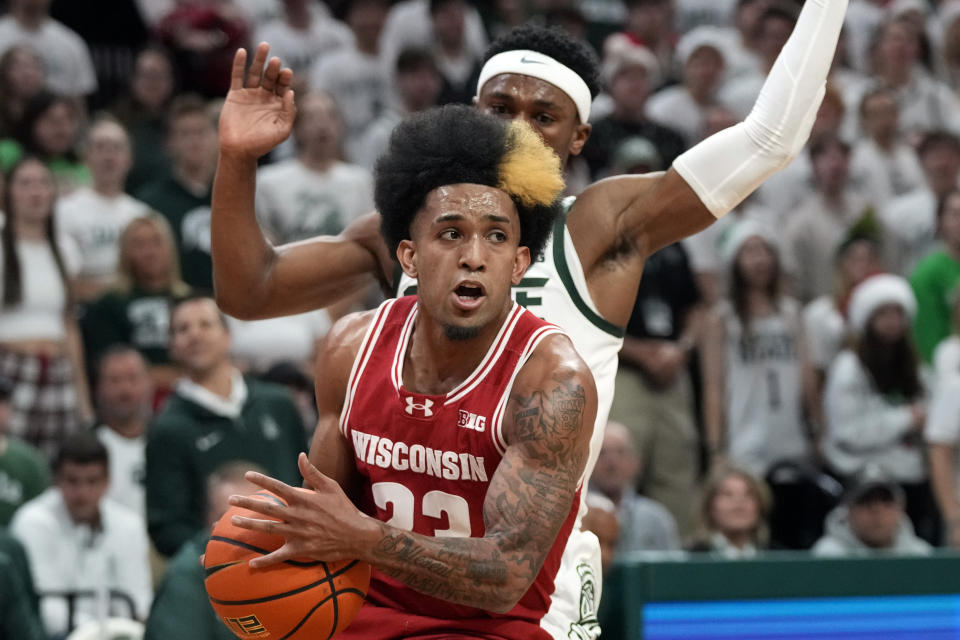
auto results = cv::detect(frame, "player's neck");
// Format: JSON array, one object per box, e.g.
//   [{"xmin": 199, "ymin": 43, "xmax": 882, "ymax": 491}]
[{"xmin": 403, "ymin": 310, "xmax": 509, "ymax": 395}]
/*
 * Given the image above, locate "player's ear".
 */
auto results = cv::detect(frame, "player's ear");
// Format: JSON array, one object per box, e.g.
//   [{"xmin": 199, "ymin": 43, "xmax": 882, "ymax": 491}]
[
  {"xmin": 511, "ymin": 246, "xmax": 531, "ymax": 285},
  {"xmin": 568, "ymin": 122, "xmax": 591, "ymax": 157},
  {"xmin": 397, "ymin": 239, "xmax": 418, "ymax": 278}
]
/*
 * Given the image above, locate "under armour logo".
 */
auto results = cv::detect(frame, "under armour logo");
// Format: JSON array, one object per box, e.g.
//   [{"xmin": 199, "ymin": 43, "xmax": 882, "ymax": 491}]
[
  {"xmin": 405, "ymin": 396, "xmax": 434, "ymax": 417},
  {"xmin": 520, "ymin": 54, "xmax": 547, "ymax": 65}
]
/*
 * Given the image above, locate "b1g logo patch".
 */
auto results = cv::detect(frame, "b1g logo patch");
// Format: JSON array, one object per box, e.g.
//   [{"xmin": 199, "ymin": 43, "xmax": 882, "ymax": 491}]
[
  {"xmin": 458, "ymin": 410, "xmax": 486, "ymax": 432},
  {"xmin": 222, "ymin": 615, "xmax": 267, "ymax": 636}
]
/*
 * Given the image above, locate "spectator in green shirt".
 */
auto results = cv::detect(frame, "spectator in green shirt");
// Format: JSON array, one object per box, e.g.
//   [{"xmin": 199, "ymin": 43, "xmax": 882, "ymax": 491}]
[
  {"xmin": 910, "ymin": 189, "xmax": 960, "ymax": 363},
  {"xmin": 0, "ymin": 378, "xmax": 50, "ymax": 525},
  {"xmin": 82, "ymin": 213, "xmax": 191, "ymax": 395},
  {"xmin": 135, "ymin": 94, "xmax": 218, "ymax": 292},
  {"xmin": 146, "ymin": 295, "xmax": 306, "ymax": 557}
]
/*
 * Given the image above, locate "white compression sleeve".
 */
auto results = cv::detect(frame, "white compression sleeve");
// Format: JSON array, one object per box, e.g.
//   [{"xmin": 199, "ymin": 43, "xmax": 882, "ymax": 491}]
[{"xmin": 673, "ymin": 0, "xmax": 848, "ymax": 217}]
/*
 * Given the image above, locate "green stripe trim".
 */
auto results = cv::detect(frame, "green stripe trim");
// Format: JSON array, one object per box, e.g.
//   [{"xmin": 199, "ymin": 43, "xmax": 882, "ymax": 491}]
[{"xmin": 552, "ymin": 208, "xmax": 626, "ymax": 338}]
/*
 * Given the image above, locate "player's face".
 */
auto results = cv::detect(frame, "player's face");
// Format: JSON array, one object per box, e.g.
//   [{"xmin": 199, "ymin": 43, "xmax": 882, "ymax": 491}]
[
  {"xmin": 58, "ymin": 461, "xmax": 109, "ymax": 526},
  {"xmin": 477, "ymin": 74, "xmax": 590, "ymax": 165},
  {"xmin": 710, "ymin": 474, "xmax": 760, "ymax": 537},
  {"xmin": 170, "ymin": 299, "xmax": 232, "ymax": 374},
  {"xmin": 398, "ymin": 184, "xmax": 530, "ymax": 341}
]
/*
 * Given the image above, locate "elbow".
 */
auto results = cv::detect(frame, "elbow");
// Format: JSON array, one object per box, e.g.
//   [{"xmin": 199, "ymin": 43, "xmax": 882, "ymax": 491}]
[{"xmin": 213, "ymin": 284, "xmax": 261, "ymax": 320}]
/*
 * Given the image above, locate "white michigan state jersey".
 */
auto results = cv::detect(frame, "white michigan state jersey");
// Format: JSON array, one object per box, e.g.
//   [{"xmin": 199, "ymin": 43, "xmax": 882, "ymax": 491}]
[{"xmin": 395, "ymin": 198, "xmax": 625, "ymax": 490}]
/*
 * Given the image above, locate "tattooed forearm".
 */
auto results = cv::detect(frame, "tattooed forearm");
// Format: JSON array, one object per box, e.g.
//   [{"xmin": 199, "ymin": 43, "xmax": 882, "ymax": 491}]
[{"xmin": 370, "ymin": 526, "xmax": 517, "ymax": 612}]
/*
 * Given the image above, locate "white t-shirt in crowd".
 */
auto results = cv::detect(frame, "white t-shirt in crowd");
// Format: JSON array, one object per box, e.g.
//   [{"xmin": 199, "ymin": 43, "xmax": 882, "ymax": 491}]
[
  {"xmin": 94, "ymin": 425, "xmax": 146, "ymax": 518},
  {"xmin": 646, "ymin": 86, "xmax": 708, "ymax": 147},
  {"xmin": 227, "ymin": 309, "xmax": 332, "ymax": 372},
  {"xmin": 850, "ymin": 138, "xmax": 925, "ymax": 205},
  {"xmin": 10, "ymin": 489, "xmax": 153, "ymax": 637},
  {"xmin": 309, "ymin": 48, "xmax": 391, "ymax": 162},
  {"xmin": 256, "ymin": 158, "xmax": 374, "ymax": 244},
  {"xmin": 934, "ymin": 335, "xmax": 960, "ymax": 381},
  {"xmin": 925, "ymin": 373, "xmax": 960, "ymax": 493},
  {"xmin": 0, "ymin": 237, "xmax": 80, "ymax": 342},
  {"xmin": 253, "ymin": 14, "xmax": 353, "ymax": 79},
  {"xmin": 0, "ymin": 16, "xmax": 97, "ymax": 96},
  {"xmin": 803, "ymin": 295, "xmax": 846, "ymax": 372},
  {"xmin": 57, "ymin": 187, "xmax": 151, "ymax": 281}
]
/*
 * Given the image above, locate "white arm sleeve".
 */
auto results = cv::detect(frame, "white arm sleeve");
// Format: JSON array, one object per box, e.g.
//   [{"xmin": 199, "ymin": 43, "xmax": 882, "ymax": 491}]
[{"xmin": 673, "ymin": 0, "xmax": 848, "ymax": 217}]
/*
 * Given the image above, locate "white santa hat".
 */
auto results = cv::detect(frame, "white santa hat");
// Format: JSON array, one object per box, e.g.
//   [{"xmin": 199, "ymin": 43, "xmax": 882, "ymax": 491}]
[
  {"xmin": 847, "ymin": 273, "xmax": 917, "ymax": 333},
  {"xmin": 719, "ymin": 218, "xmax": 778, "ymax": 265}
]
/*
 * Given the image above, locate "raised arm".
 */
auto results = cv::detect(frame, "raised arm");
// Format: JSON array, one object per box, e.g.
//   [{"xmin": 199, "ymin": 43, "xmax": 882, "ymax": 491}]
[
  {"xmin": 229, "ymin": 334, "xmax": 597, "ymax": 613},
  {"xmin": 569, "ymin": 0, "xmax": 848, "ymax": 325},
  {"xmin": 212, "ymin": 44, "xmax": 391, "ymax": 319}
]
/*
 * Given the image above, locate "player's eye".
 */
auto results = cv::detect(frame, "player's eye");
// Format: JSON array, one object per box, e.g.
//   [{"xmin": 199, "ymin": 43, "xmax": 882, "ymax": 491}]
[
  {"xmin": 488, "ymin": 104, "xmax": 510, "ymax": 117},
  {"xmin": 440, "ymin": 229, "xmax": 460, "ymax": 240},
  {"xmin": 535, "ymin": 113, "xmax": 555, "ymax": 125},
  {"xmin": 488, "ymin": 230, "xmax": 507, "ymax": 242}
]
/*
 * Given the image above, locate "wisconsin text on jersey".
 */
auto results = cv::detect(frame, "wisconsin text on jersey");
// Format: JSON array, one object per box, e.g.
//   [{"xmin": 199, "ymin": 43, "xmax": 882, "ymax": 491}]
[{"xmin": 350, "ymin": 429, "xmax": 490, "ymax": 482}]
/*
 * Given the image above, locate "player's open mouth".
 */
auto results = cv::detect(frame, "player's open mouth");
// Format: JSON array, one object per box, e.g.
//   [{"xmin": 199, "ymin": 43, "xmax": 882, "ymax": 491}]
[{"xmin": 452, "ymin": 282, "xmax": 485, "ymax": 310}]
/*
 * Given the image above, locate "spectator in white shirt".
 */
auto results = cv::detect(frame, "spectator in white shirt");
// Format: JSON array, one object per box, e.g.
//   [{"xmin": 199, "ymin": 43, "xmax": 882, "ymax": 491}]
[
  {"xmin": 646, "ymin": 27, "xmax": 728, "ymax": 147},
  {"xmin": 850, "ymin": 87, "xmax": 926, "ymax": 205},
  {"xmin": 57, "ymin": 116, "xmax": 151, "ymax": 303},
  {"xmin": 10, "ymin": 432, "xmax": 152, "ymax": 637},
  {"xmin": 256, "ymin": 92, "xmax": 374, "ymax": 246},
  {"xmin": 309, "ymin": 0, "xmax": 391, "ymax": 162},
  {"xmin": 823, "ymin": 274, "xmax": 939, "ymax": 543},
  {"xmin": 0, "ymin": 0, "xmax": 97, "ymax": 98},
  {"xmin": 927, "ymin": 369, "xmax": 960, "ymax": 547},
  {"xmin": 253, "ymin": 0, "xmax": 353, "ymax": 92},
  {"xmin": 93, "ymin": 346, "xmax": 153, "ymax": 518}
]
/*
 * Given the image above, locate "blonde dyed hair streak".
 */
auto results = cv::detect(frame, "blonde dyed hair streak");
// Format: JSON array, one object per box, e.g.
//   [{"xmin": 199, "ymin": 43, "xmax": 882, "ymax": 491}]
[{"xmin": 498, "ymin": 120, "xmax": 564, "ymax": 208}]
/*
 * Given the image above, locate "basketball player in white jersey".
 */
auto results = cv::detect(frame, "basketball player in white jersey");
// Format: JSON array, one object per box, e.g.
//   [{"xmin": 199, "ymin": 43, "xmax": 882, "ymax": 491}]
[{"xmin": 211, "ymin": 2, "xmax": 849, "ymax": 635}]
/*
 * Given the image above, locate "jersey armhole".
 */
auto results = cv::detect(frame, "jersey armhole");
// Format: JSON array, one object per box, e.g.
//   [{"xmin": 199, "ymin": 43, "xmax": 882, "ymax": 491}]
[
  {"xmin": 552, "ymin": 201, "xmax": 626, "ymax": 339},
  {"xmin": 338, "ymin": 299, "xmax": 396, "ymax": 437}
]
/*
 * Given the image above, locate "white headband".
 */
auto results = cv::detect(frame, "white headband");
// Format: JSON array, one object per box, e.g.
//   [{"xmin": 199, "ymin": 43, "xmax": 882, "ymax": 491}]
[{"xmin": 476, "ymin": 49, "xmax": 592, "ymax": 124}]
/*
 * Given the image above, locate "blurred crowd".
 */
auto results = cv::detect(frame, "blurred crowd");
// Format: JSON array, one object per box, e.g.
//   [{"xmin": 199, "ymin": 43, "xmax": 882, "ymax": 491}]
[{"xmin": 3, "ymin": 0, "xmax": 960, "ymax": 637}]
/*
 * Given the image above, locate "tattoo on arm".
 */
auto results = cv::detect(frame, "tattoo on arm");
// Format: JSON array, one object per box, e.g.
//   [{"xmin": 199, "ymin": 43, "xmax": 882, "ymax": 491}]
[{"xmin": 368, "ymin": 370, "xmax": 590, "ymax": 612}]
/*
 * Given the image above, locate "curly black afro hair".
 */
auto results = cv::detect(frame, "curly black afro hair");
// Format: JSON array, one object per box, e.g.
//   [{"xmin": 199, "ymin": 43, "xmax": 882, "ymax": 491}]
[
  {"xmin": 375, "ymin": 104, "xmax": 561, "ymax": 262},
  {"xmin": 483, "ymin": 24, "xmax": 601, "ymax": 100}
]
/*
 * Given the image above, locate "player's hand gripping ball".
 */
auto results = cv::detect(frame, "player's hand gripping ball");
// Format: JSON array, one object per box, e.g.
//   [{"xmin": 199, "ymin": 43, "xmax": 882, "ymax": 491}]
[{"xmin": 204, "ymin": 490, "xmax": 370, "ymax": 639}]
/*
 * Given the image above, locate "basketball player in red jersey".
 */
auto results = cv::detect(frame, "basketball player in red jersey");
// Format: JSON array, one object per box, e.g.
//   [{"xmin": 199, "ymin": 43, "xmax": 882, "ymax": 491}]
[
  {"xmin": 214, "ymin": 3, "xmax": 847, "ymax": 634},
  {"xmin": 229, "ymin": 105, "xmax": 598, "ymax": 639}
]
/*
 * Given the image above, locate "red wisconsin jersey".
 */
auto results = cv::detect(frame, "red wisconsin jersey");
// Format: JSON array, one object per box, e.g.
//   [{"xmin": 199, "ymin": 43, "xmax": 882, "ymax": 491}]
[{"xmin": 337, "ymin": 296, "xmax": 581, "ymax": 640}]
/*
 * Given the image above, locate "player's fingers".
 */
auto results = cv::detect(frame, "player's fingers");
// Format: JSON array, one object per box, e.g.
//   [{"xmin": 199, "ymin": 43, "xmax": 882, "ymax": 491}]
[
  {"xmin": 245, "ymin": 42, "xmax": 270, "ymax": 88},
  {"xmin": 261, "ymin": 56, "xmax": 282, "ymax": 92},
  {"xmin": 229, "ymin": 494, "xmax": 288, "ymax": 518},
  {"xmin": 298, "ymin": 453, "xmax": 335, "ymax": 490},
  {"xmin": 244, "ymin": 470, "xmax": 302, "ymax": 502},
  {"xmin": 248, "ymin": 546, "xmax": 294, "ymax": 569},
  {"xmin": 282, "ymin": 88, "xmax": 296, "ymax": 116},
  {"xmin": 230, "ymin": 48, "xmax": 247, "ymax": 91},
  {"xmin": 231, "ymin": 515, "xmax": 290, "ymax": 536},
  {"xmin": 275, "ymin": 67, "xmax": 294, "ymax": 96}
]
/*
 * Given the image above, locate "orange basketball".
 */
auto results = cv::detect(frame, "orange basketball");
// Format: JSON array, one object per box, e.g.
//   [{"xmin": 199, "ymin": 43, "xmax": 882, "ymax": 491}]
[{"xmin": 204, "ymin": 489, "xmax": 370, "ymax": 640}]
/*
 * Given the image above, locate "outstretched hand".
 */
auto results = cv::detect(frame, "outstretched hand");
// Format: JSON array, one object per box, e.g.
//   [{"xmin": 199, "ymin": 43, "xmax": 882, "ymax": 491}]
[
  {"xmin": 228, "ymin": 453, "xmax": 377, "ymax": 569},
  {"xmin": 219, "ymin": 42, "xmax": 297, "ymax": 160}
]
